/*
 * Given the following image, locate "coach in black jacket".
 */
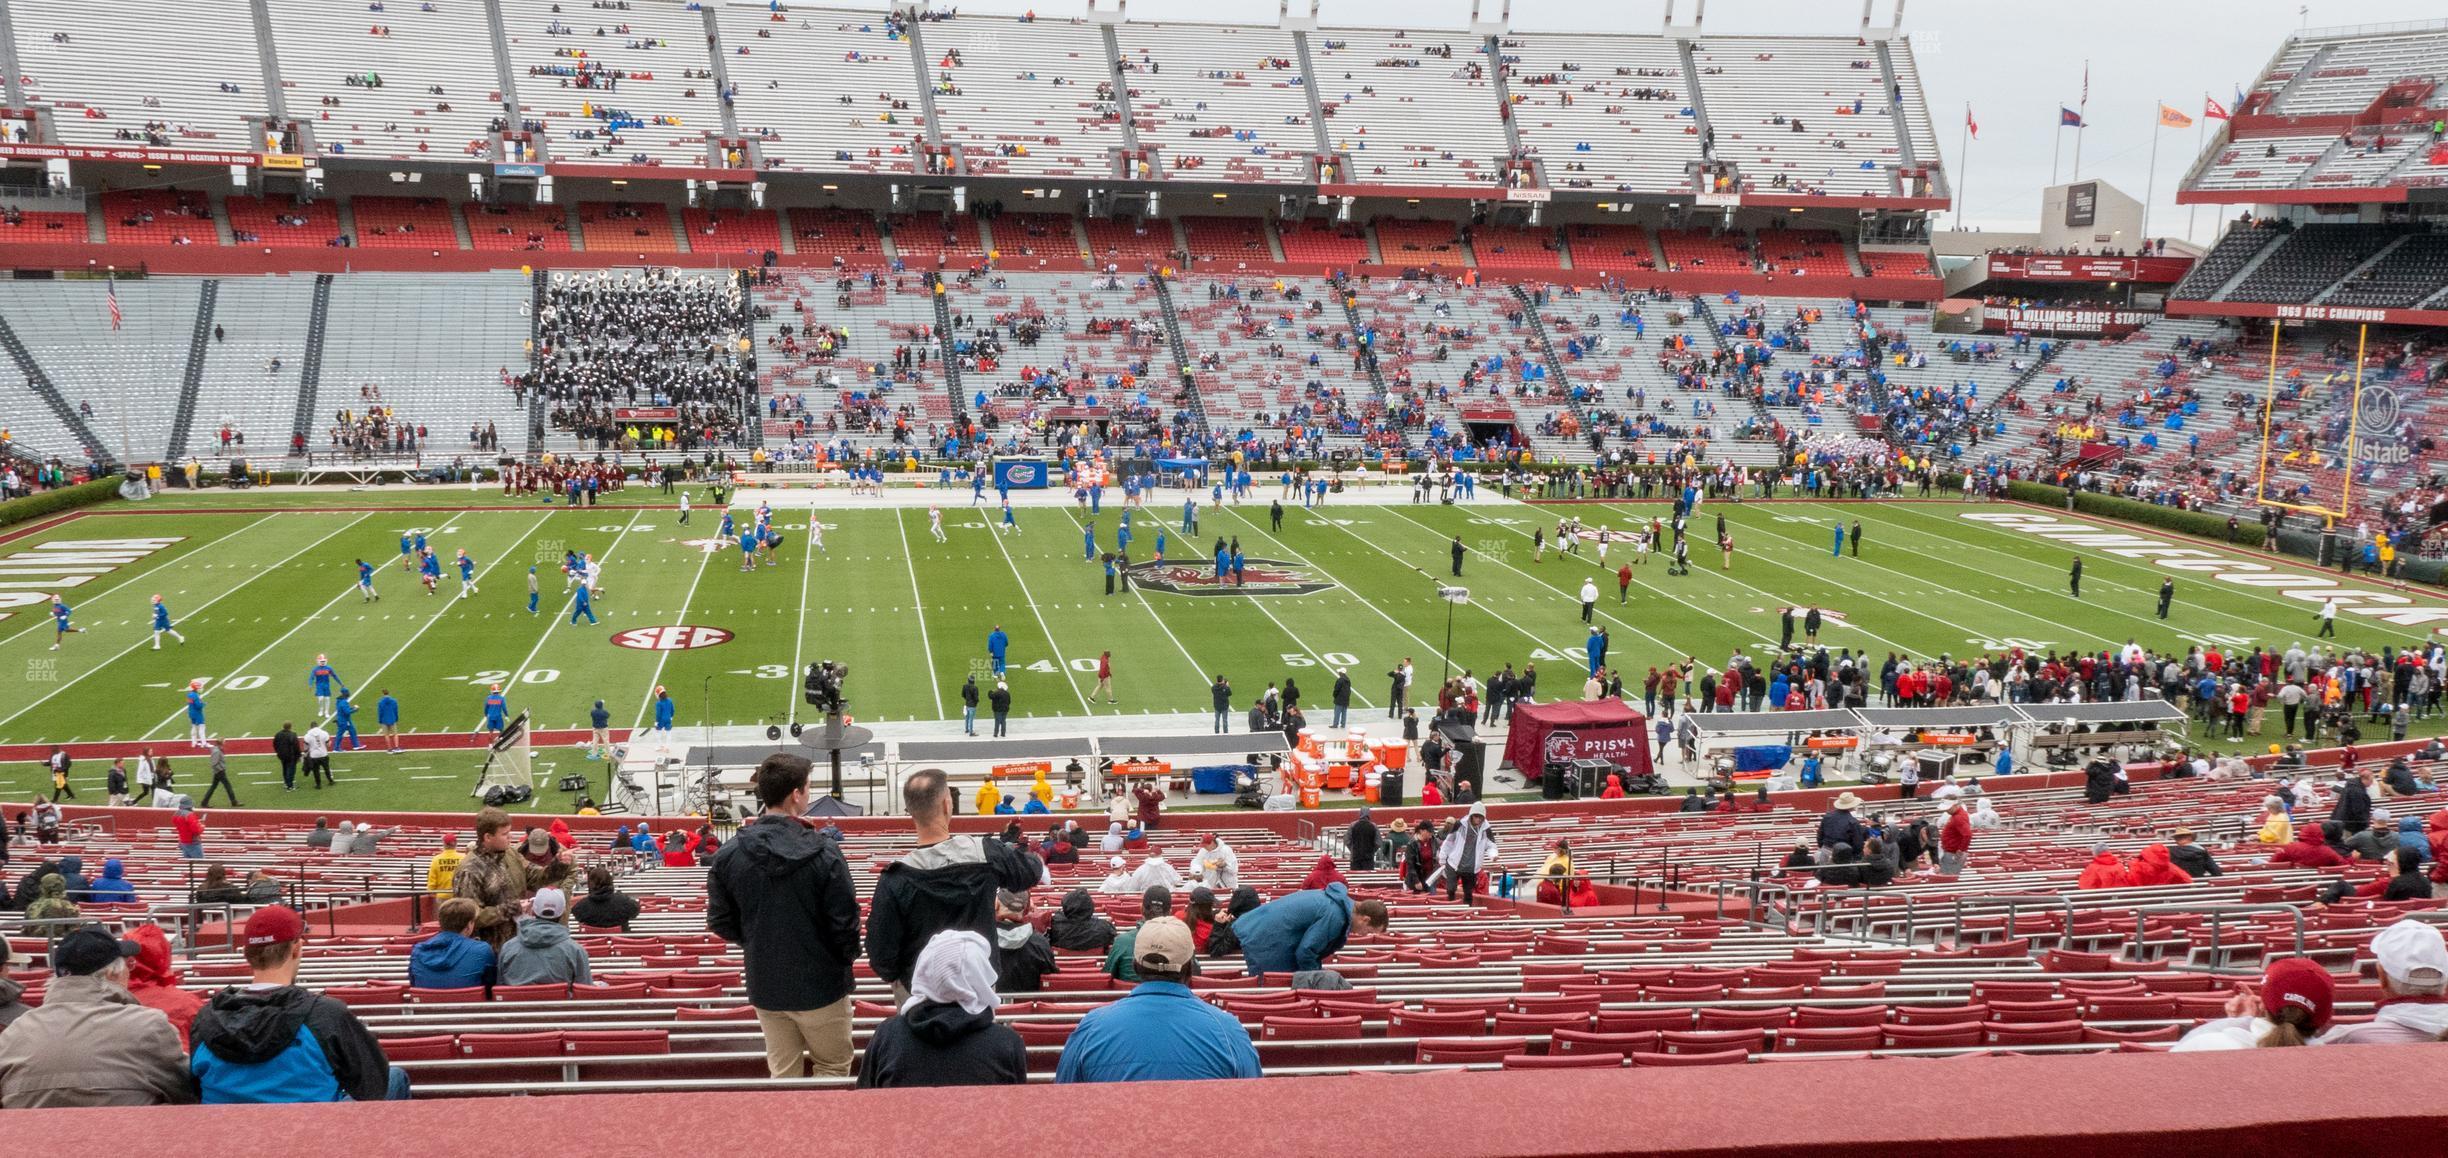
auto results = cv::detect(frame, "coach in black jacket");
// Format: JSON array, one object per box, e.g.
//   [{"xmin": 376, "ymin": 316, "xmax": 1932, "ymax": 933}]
[
  {"xmin": 707, "ymin": 753, "xmax": 862, "ymax": 1078},
  {"xmin": 868, "ymin": 769, "xmax": 1042, "ymax": 1002}
]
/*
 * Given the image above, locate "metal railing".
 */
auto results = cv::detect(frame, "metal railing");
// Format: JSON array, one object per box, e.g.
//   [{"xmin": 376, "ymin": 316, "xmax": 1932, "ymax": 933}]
[{"xmin": 2129, "ymin": 903, "xmax": 2305, "ymax": 975}]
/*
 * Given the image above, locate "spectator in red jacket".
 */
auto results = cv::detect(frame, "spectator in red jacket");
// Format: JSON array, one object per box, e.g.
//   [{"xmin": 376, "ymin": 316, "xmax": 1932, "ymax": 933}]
[
  {"xmin": 1937, "ymin": 799, "xmax": 1973, "ymax": 874},
  {"xmin": 2077, "ymin": 843, "xmax": 2134, "ymax": 889},
  {"xmin": 123, "ymin": 923, "xmax": 204, "ymax": 1049},
  {"xmin": 1299, "ymin": 854, "xmax": 1348, "ymax": 892},
  {"xmin": 2126, "ymin": 843, "xmax": 2194, "ymax": 886},
  {"xmin": 662, "ymin": 830, "xmax": 700, "ymax": 868},
  {"xmin": 2270, "ymin": 825, "xmax": 2350, "ymax": 868}
]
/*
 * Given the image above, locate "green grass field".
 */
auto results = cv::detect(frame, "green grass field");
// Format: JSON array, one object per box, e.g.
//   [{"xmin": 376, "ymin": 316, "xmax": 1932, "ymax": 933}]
[{"xmin": 2, "ymin": 485, "xmax": 2438, "ymax": 815}]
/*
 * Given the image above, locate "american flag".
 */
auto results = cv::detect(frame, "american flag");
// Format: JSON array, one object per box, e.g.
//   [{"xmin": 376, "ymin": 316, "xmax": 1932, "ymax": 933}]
[{"xmin": 105, "ymin": 278, "xmax": 120, "ymax": 330}]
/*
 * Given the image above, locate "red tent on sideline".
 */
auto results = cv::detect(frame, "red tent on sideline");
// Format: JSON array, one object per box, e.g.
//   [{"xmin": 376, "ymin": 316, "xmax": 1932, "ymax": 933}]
[{"xmin": 1503, "ymin": 700, "xmax": 1654, "ymax": 784}]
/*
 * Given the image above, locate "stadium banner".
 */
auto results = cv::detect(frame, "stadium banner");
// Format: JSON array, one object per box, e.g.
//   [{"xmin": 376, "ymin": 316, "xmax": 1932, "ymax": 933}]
[
  {"xmin": 1981, "ymin": 306, "xmax": 2158, "ymax": 335},
  {"xmin": 1695, "ymin": 191, "xmax": 1742, "ymax": 208},
  {"xmin": 2165, "ymin": 299, "xmax": 2448, "ymax": 328},
  {"xmin": 1985, "ymin": 254, "xmax": 2192, "ymax": 283},
  {"xmin": 1111, "ymin": 760, "xmax": 1172, "ymax": 781},
  {"xmin": 995, "ymin": 459, "xmax": 1051, "ymax": 489},
  {"xmin": 1502, "ymin": 188, "xmax": 1552, "ymax": 203},
  {"xmin": 258, "ymin": 154, "xmax": 306, "ymax": 171},
  {"xmin": 992, "ymin": 760, "xmax": 1052, "ymax": 781},
  {"xmin": 0, "ymin": 143, "xmax": 255, "ymax": 166},
  {"xmin": 1502, "ymin": 700, "xmax": 1654, "ymax": 783},
  {"xmin": 613, "ymin": 407, "xmax": 679, "ymax": 422},
  {"xmin": 493, "ymin": 163, "xmax": 547, "ymax": 178}
]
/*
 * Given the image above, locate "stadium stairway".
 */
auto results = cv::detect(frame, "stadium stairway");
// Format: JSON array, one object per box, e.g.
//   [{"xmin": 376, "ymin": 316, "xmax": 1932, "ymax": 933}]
[
  {"xmin": 925, "ymin": 271, "xmax": 968, "ymax": 421},
  {"xmin": 1146, "ymin": 273, "xmax": 1209, "ymax": 440},
  {"xmin": 1872, "ymin": 41, "xmax": 1918, "ymax": 170},
  {"xmin": 285, "ymin": 273, "xmax": 333, "ymax": 458},
  {"xmin": 1686, "ymin": 293, "xmax": 1778, "ymax": 437},
  {"xmin": 0, "ymin": 304, "xmax": 111, "ymax": 468},
  {"xmin": 164, "ymin": 279, "xmax": 218, "ymax": 461}
]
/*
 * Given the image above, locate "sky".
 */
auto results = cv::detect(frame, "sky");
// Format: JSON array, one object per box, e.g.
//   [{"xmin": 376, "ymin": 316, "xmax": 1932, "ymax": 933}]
[{"xmin": 872, "ymin": 0, "xmax": 2442, "ymax": 243}]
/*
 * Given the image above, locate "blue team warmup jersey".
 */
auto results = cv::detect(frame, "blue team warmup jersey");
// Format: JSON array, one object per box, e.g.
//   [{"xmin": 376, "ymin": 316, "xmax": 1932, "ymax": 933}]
[
  {"xmin": 52, "ymin": 603, "xmax": 70, "ymax": 627},
  {"xmin": 185, "ymin": 690, "xmax": 205, "ymax": 723},
  {"xmin": 311, "ymin": 664, "xmax": 336, "ymax": 693},
  {"xmin": 457, "ymin": 557, "xmax": 475, "ymax": 579},
  {"xmin": 153, "ymin": 604, "xmax": 172, "ymax": 630},
  {"xmin": 398, "ymin": 535, "xmax": 413, "ymax": 555}
]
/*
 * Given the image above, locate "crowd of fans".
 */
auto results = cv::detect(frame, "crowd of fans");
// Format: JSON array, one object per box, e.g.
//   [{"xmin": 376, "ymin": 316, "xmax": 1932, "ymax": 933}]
[{"xmin": 526, "ymin": 269, "xmax": 756, "ymax": 450}]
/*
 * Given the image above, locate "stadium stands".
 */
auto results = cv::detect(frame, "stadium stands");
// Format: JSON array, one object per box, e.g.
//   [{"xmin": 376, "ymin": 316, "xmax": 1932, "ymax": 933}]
[
  {"xmin": 189, "ymin": 276, "xmax": 313, "ymax": 456},
  {"xmin": 13, "ymin": 0, "xmax": 267, "ymax": 153},
  {"xmin": 789, "ymin": 207, "xmax": 892, "ymax": 266},
  {"xmin": 578, "ymin": 201, "xmax": 681, "ymax": 255},
  {"xmin": 262, "ymin": 0, "xmax": 503, "ymax": 161},
  {"xmin": 2222, "ymin": 224, "xmax": 2414, "ymax": 304},
  {"xmin": 717, "ymin": 5, "xmax": 929, "ymax": 176},
  {"xmin": 313, "ymin": 272, "xmax": 533, "ymax": 456},
  {"xmin": 1313, "ymin": 31, "xmax": 1511, "ymax": 188},
  {"xmin": 465, "ymin": 201, "xmax": 575, "ymax": 252},
  {"xmin": 224, "ymin": 195, "xmax": 344, "ymax": 248},
  {"xmin": 1505, "ymin": 33, "xmax": 1698, "ymax": 194},
  {"xmin": 923, "ymin": 13, "xmax": 1127, "ymax": 180},
  {"xmin": 349, "ymin": 197, "xmax": 461, "ymax": 250},
  {"xmin": 1115, "ymin": 22, "xmax": 1318, "ymax": 185},
  {"xmin": 1685, "ymin": 37, "xmax": 1914, "ymax": 197},
  {"xmin": 497, "ymin": 0, "xmax": 720, "ymax": 166},
  {"xmin": 2182, "ymin": 25, "xmax": 2448, "ymax": 199},
  {"xmin": 531, "ymin": 268, "xmax": 753, "ymax": 448}
]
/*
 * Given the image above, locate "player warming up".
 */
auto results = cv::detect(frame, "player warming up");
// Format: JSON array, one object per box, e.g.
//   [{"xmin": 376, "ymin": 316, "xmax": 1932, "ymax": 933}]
[
  {"xmin": 310, "ymin": 654, "xmax": 341, "ymax": 719},
  {"xmin": 479, "ymin": 683, "xmax": 509, "ymax": 740},
  {"xmin": 149, "ymin": 594, "xmax": 187, "ymax": 649},
  {"xmin": 48, "ymin": 595, "xmax": 79, "ymax": 650},
  {"xmin": 455, "ymin": 549, "xmax": 480, "ymax": 598},
  {"xmin": 183, "ymin": 679, "xmax": 209, "ymax": 747},
  {"xmin": 929, "ymin": 505, "xmax": 947, "ymax": 543},
  {"xmin": 356, "ymin": 559, "xmax": 380, "ymax": 603},
  {"xmin": 419, "ymin": 548, "xmax": 442, "ymax": 595}
]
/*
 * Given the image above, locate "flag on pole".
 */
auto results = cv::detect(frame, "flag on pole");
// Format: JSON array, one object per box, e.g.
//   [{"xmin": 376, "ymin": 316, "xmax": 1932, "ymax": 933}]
[
  {"xmin": 105, "ymin": 278, "xmax": 120, "ymax": 330},
  {"xmin": 2080, "ymin": 62, "xmax": 2090, "ymax": 110},
  {"xmin": 2158, "ymin": 104, "xmax": 2194, "ymax": 129},
  {"xmin": 2059, "ymin": 107, "xmax": 2085, "ymax": 128},
  {"xmin": 2204, "ymin": 96, "xmax": 2231, "ymax": 120},
  {"xmin": 1965, "ymin": 106, "xmax": 1979, "ymax": 139}
]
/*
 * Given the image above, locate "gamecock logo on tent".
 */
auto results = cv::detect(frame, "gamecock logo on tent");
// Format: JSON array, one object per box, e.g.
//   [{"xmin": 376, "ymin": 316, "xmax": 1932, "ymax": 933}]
[
  {"xmin": 1544, "ymin": 729, "xmax": 1581, "ymax": 764},
  {"xmin": 1126, "ymin": 558, "xmax": 1338, "ymax": 598}
]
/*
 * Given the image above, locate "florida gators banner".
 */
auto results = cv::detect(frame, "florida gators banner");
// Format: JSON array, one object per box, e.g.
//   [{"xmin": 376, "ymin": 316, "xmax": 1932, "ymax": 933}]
[{"xmin": 2158, "ymin": 104, "xmax": 2193, "ymax": 129}]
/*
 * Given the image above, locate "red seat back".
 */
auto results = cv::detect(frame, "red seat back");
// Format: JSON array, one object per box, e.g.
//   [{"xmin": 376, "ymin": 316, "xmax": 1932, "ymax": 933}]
[
  {"xmin": 379, "ymin": 1034, "xmax": 456, "ymax": 1061},
  {"xmin": 1262, "ymin": 1014, "xmax": 1363, "ymax": 1041},
  {"xmin": 458, "ymin": 1031, "xmax": 565, "ymax": 1058},
  {"xmin": 1550, "ymin": 1028, "xmax": 1661, "ymax": 1055},
  {"xmin": 1631, "ymin": 1047, "xmax": 1748, "ymax": 1067},
  {"xmin": 1880, "ymin": 1023, "xmax": 1983, "ymax": 1049},
  {"xmin": 1491, "ymin": 1010, "xmax": 1593, "ymax": 1035},
  {"xmin": 1792, "ymin": 1004, "xmax": 1888, "ymax": 1028},
  {"xmin": 564, "ymin": 1029, "xmax": 669, "ymax": 1056},
  {"xmin": 1390, "ymin": 1008, "xmax": 1488, "ymax": 1036},
  {"xmin": 1595, "ymin": 1007, "xmax": 1695, "ymax": 1033},
  {"xmin": 1981, "ymin": 1019, "xmax": 2086, "ymax": 1048},
  {"xmin": 1659, "ymin": 1029, "xmax": 1763, "ymax": 1056},
  {"xmin": 1501, "ymin": 1051, "xmax": 1622, "ymax": 1069},
  {"xmin": 407, "ymin": 986, "xmax": 487, "ymax": 1005},
  {"xmin": 1414, "ymin": 1036, "xmax": 1528, "ymax": 1065},
  {"xmin": 492, "ymin": 983, "xmax": 571, "ymax": 1002},
  {"xmin": 1695, "ymin": 1005, "xmax": 1792, "ymax": 1032},
  {"xmin": 1775, "ymin": 1025, "xmax": 1884, "ymax": 1053}
]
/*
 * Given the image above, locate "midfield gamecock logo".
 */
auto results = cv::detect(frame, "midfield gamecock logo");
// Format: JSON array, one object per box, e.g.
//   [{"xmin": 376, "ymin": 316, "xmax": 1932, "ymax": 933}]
[{"xmin": 1126, "ymin": 558, "xmax": 1338, "ymax": 597}]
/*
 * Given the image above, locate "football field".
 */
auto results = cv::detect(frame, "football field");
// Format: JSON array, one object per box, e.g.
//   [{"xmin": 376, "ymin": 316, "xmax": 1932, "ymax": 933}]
[{"xmin": 2, "ymin": 484, "xmax": 2441, "ymax": 814}]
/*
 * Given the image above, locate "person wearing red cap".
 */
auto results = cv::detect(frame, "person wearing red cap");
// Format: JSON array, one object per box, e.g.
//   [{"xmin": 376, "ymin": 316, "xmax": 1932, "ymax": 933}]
[
  {"xmin": 189, "ymin": 905, "xmax": 407, "ymax": 1102},
  {"xmin": 2171, "ymin": 957, "xmax": 2335, "ymax": 1051}
]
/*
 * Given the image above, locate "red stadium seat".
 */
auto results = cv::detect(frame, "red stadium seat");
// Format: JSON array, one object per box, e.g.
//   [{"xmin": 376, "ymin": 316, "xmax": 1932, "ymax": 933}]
[
  {"xmin": 1791, "ymin": 1005, "xmax": 1888, "ymax": 1028},
  {"xmin": 2081, "ymin": 1024, "xmax": 2184, "ymax": 1045},
  {"xmin": 1880, "ymin": 1023, "xmax": 1983, "ymax": 1049},
  {"xmin": 1776, "ymin": 1026, "xmax": 1884, "ymax": 1053},
  {"xmin": 2083, "ymin": 995, "xmax": 2181, "ymax": 1020},
  {"xmin": 673, "ymin": 1005, "xmax": 758, "ymax": 1021},
  {"xmin": 1013, "ymin": 1021, "xmax": 1076, "ymax": 1046},
  {"xmin": 1892, "ymin": 1003, "xmax": 1988, "ymax": 1026},
  {"xmin": 1491, "ymin": 1010, "xmax": 1592, "ymax": 1036},
  {"xmin": 407, "ymin": 986, "xmax": 487, "ymax": 1005},
  {"xmin": 1262, "ymin": 1014, "xmax": 1363, "ymax": 1041},
  {"xmin": 1414, "ymin": 1037, "xmax": 1528, "ymax": 1065},
  {"xmin": 1981, "ymin": 1020, "xmax": 2086, "ymax": 1049},
  {"xmin": 564, "ymin": 1030, "xmax": 669, "ymax": 1056},
  {"xmin": 379, "ymin": 1034, "xmax": 457, "ymax": 1061},
  {"xmin": 1659, "ymin": 1029, "xmax": 1763, "ymax": 1056},
  {"xmin": 1390, "ymin": 1008, "xmax": 1488, "ymax": 1036},
  {"xmin": 1595, "ymin": 1007, "xmax": 1695, "ymax": 1033},
  {"xmin": 1631, "ymin": 1047, "xmax": 1749, "ymax": 1067},
  {"xmin": 1550, "ymin": 1029, "xmax": 1661, "ymax": 1055},
  {"xmin": 493, "ymin": 983, "xmax": 572, "ymax": 1002},
  {"xmin": 1695, "ymin": 1006, "xmax": 1791, "ymax": 1032},
  {"xmin": 458, "ymin": 1031, "xmax": 565, "ymax": 1058},
  {"xmin": 1501, "ymin": 1051, "xmax": 1622, "ymax": 1069},
  {"xmin": 1985, "ymin": 998, "xmax": 2082, "ymax": 1024}
]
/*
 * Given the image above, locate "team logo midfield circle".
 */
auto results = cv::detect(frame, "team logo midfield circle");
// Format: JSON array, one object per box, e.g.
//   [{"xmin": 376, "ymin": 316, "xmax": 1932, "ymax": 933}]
[{"xmin": 1124, "ymin": 557, "xmax": 1338, "ymax": 597}]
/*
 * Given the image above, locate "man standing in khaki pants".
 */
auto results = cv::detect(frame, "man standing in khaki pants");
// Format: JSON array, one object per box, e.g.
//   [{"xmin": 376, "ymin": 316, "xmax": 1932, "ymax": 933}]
[{"xmin": 707, "ymin": 753, "xmax": 862, "ymax": 1078}]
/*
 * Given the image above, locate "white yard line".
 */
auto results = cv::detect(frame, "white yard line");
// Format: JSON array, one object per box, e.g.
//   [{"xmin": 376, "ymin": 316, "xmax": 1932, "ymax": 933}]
[
  {"xmin": 1510, "ymin": 502, "xmax": 1915, "ymax": 655},
  {"xmin": 1728, "ymin": 512, "xmax": 2113, "ymax": 650},
  {"xmin": 507, "ymin": 510, "xmax": 646, "ymax": 687},
  {"xmin": 0, "ymin": 513, "xmax": 371, "ymax": 736},
  {"xmin": 0, "ymin": 510, "xmax": 289, "ymax": 646},
  {"xmin": 1218, "ymin": 506, "xmax": 1422, "ymax": 708},
  {"xmin": 346, "ymin": 512, "xmax": 557, "ymax": 728},
  {"xmin": 891, "ymin": 508, "xmax": 947, "ymax": 717},
  {"xmin": 1053, "ymin": 506, "xmax": 1214, "ymax": 706},
  {"xmin": 1373, "ymin": 504, "xmax": 1736, "ymax": 662},
  {"xmin": 984, "ymin": 507, "xmax": 1095, "ymax": 715},
  {"xmin": 629, "ymin": 527, "xmax": 721, "ymax": 734}
]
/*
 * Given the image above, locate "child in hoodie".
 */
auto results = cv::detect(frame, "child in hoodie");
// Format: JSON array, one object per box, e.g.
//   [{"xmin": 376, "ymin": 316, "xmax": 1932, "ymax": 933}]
[
  {"xmin": 85, "ymin": 858, "xmax": 141, "ymax": 904},
  {"xmin": 409, "ymin": 898, "xmax": 498, "ymax": 992}
]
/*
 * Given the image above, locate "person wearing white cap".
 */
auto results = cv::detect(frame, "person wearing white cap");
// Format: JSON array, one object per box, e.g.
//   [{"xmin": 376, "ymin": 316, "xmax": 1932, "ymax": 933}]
[
  {"xmin": 1192, "ymin": 833, "xmax": 1240, "ymax": 890},
  {"xmin": 2319, "ymin": 919, "xmax": 2448, "ymax": 1045},
  {"xmin": 856, "ymin": 930, "xmax": 1027, "ymax": 1088},
  {"xmin": 496, "ymin": 886, "xmax": 592, "ymax": 987}
]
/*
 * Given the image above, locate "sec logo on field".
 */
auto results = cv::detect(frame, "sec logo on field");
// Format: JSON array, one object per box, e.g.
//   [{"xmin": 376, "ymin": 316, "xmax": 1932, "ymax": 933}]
[{"xmin": 610, "ymin": 625, "xmax": 735, "ymax": 651}]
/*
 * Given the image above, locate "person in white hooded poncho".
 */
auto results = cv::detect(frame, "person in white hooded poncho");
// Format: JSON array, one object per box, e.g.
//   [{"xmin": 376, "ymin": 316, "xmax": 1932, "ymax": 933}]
[
  {"xmin": 1192, "ymin": 833, "xmax": 1239, "ymax": 890},
  {"xmin": 855, "ymin": 930, "xmax": 1028, "ymax": 1088}
]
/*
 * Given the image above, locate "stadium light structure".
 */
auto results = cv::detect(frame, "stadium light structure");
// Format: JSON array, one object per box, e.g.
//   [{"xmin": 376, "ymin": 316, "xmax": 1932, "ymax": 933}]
[{"xmin": 1438, "ymin": 586, "xmax": 1469, "ymax": 679}]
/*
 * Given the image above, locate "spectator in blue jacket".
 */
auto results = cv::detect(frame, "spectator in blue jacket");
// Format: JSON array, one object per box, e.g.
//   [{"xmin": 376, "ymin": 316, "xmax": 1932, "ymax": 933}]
[
  {"xmin": 407, "ymin": 898, "xmax": 496, "ymax": 991},
  {"xmin": 189, "ymin": 906, "xmax": 407, "ymax": 1102},
  {"xmin": 1228, "ymin": 881, "xmax": 1389, "ymax": 975},
  {"xmin": 86, "ymin": 858, "xmax": 140, "ymax": 905},
  {"xmin": 1055, "ymin": 917, "xmax": 1260, "ymax": 1083}
]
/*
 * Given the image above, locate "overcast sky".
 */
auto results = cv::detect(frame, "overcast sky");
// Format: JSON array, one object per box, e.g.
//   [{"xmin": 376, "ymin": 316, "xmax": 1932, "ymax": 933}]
[{"xmin": 856, "ymin": 0, "xmax": 2441, "ymax": 242}]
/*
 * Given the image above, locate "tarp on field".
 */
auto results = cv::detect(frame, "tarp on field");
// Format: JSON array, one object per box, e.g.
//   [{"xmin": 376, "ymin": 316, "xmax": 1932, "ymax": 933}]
[{"xmin": 1503, "ymin": 700, "xmax": 1654, "ymax": 782}]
